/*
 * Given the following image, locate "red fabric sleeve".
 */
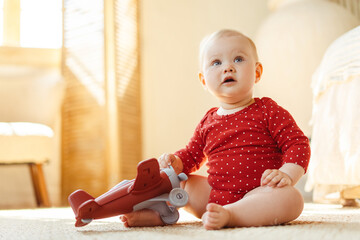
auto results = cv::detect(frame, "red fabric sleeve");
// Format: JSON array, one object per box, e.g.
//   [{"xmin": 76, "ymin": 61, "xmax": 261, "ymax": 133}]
[
  {"xmin": 174, "ymin": 109, "xmax": 216, "ymax": 175},
  {"xmin": 262, "ymin": 98, "xmax": 310, "ymax": 172}
]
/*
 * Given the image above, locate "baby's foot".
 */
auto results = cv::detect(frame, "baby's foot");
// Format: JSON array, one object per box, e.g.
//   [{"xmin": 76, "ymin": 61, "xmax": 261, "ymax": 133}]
[
  {"xmin": 120, "ymin": 209, "xmax": 165, "ymax": 227},
  {"xmin": 202, "ymin": 203, "xmax": 231, "ymax": 230}
]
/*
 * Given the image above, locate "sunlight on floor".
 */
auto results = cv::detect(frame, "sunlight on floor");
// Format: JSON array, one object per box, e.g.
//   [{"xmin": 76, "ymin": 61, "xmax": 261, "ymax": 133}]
[
  {"xmin": 1, "ymin": 203, "xmax": 358, "ymax": 228},
  {"xmin": 0, "ymin": 207, "xmax": 200, "ymax": 225},
  {"xmin": 1, "ymin": 204, "xmax": 360, "ymax": 240},
  {"xmin": 302, "ymin": 203, "xmax": 360, "ymax": 216},
  {"xmin": 0, "ymin": 208, "xmax": 74, "ymax": 220}
]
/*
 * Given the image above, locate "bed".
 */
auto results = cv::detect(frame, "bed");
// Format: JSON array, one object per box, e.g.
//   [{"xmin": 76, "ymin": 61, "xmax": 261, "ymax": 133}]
[{"xmin": 305, "ymin": 26, "xmax": 360, "ymax": 203}]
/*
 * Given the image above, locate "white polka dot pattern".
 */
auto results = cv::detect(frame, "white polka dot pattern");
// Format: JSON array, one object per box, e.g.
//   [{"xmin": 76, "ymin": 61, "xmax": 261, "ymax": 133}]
[{"xmin": 174, "ymin": 97, "xmax": 310, "ymax": 205}]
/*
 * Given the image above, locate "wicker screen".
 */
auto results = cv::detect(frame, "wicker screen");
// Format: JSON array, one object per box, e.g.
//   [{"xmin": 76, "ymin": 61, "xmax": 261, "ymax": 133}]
[
  {"xmin": 61, "ymin": 0, "xmax": 140, "ymax": 204},
  {"xmin": 114, "ymin": 0, "xmax": 141, "ymax": 181}
]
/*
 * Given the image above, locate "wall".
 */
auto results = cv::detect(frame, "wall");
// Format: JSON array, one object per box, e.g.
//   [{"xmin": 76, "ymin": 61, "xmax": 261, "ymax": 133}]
[
  {"xmin": 254, "ymin": 0, "xmax": 359, "ymax": 137},
  {"xmin": 140, "ymin": 0, "xmax": 270, "ymax": 163}
]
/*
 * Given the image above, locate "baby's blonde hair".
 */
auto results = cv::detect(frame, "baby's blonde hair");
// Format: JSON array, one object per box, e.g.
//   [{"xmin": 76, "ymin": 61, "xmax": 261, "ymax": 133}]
[{"xmin": 198, "ymin": 29, "xmax": 259, "ymax": 70}]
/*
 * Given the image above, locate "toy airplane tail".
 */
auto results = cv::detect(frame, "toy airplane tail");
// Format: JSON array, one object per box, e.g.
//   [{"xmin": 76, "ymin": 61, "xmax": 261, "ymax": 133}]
[{"xmin": 68, "ymin": 189, "xmax": 100, "ymax": 227}]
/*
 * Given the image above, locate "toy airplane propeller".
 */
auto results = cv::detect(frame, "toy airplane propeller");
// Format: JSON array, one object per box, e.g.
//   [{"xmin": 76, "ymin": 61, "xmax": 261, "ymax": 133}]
[{"xmin": 68, "ymin": 158, "xmax": 188, "ymax": 227}]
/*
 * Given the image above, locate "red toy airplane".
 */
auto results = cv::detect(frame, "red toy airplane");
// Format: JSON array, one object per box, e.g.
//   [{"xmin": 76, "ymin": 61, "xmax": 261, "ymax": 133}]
[{"xmin": 68, "ymin": 158, "xmax": 188, "ymax": 227}]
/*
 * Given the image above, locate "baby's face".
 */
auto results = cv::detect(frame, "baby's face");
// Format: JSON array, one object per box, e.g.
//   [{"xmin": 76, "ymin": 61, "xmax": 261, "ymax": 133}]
[{"xmin": 200, "ymin": 35, "xmax": 260, "ymax": 107}]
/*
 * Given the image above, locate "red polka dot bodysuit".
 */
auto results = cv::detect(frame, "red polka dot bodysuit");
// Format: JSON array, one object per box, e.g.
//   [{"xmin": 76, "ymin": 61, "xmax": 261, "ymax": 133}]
[{"xmin": 175, "ymin": 97, "xmax": 310, "ymax": 205}]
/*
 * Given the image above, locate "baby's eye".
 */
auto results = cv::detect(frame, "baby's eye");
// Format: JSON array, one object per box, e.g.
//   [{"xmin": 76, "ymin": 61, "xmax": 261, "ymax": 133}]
[
  {"xmin": 234, "ymin": 57, "xmax": 244, "ymax": 63},
  {"xmin": 211, "ymin": 60, "xmax": 221, "ymax": 66}
]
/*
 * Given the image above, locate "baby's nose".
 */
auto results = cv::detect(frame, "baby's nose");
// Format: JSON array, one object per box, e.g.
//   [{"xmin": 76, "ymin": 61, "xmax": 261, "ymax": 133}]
[{"xmin": 224, "ymin": 65, "xmax": 235, "ymax": 73}]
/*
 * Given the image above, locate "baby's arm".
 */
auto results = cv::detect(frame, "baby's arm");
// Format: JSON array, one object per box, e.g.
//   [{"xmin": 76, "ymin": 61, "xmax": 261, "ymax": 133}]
[
  {"xmin": 261, "ymin": 163, "xmax": 305, "ymax": 188},
  {"xmin": 158, "ymin": 153, "xmax": 184, "ymax": 174}
]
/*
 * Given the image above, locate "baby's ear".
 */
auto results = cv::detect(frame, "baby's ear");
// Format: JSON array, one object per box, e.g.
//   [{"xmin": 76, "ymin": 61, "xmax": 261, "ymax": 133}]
[
  {"xmin": 255, "ymin": 62, "xmax": 263, "ymax": 83},
  {"xmin": 199, "ymin": 72, "xmax": 207, "ymax": 89}
]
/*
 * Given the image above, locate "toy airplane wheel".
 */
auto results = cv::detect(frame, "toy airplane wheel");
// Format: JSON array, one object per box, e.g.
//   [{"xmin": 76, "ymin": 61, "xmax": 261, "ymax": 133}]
[
  {"xmin": 160, "ymin": 206, "xmax": 179, "ymax": 224},
  {"xmin": 81, "ymin": 219, "xmax": 93, "ymax": 224},
  {"xmin": 169, "ymin": 188, "xmax": 188, "ymax": 207}
]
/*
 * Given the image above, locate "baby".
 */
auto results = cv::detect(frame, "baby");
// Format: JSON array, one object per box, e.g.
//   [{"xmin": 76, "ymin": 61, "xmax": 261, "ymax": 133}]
[{"xmin": 120, "ymin": 29, "xmax": 310, "ymax": 230}]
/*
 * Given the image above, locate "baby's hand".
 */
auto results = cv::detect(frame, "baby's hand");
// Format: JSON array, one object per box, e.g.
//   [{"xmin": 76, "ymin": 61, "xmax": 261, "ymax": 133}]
[
  {"xmin": 158, "ymin": 153, "xmax": 184, "ymax": 174},
  {"xmin": 261, "ymin": 169, "xmax": 292, "ymax": 188}
]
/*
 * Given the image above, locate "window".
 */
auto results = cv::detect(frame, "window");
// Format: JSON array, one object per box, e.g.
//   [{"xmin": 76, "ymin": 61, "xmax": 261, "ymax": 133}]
[
  {"xmin": 20, "ymin": 0, "xmax": 62, "ymax": 48},
  {"xmin": 1, "ymin": 0, "xmax": 62, "ymax": 48},
  {"xmin": 0, "ymin": 0, "xmax": 3, "ymax": 45}
]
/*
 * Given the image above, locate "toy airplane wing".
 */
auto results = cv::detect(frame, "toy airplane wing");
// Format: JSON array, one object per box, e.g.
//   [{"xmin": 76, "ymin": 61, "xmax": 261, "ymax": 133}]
[{"xmin": 132, "ymin": 158, "xmax": 162, "ymax": 191}]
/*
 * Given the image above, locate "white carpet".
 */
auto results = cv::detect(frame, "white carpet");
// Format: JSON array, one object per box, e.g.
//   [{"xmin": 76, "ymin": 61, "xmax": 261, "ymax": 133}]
[{"xmin": 0, "ymin": 203, "xmax": 360, "ymax": 240}]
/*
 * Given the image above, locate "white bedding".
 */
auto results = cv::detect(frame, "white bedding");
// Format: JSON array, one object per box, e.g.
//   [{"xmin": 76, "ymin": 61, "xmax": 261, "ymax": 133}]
[{"xmin": 306, "ymin": 26, "xmax": 360, "ymax": 191}]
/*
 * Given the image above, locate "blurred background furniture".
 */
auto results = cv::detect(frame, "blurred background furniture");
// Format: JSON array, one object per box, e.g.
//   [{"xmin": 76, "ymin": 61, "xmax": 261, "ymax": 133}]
[
  {"xmin": 0, "ymin": 65, "xmax": 63, "ymax": 207},
  {"xmin": 305, "ymin": 26, "xmax": 360, "ymax": 205},
  {"xmin": 254, "ymin": 0, "xmax": 359, "ymax": 202}
]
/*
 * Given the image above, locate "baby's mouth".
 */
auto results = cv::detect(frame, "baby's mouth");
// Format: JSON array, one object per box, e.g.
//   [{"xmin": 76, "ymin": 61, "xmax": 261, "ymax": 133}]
[{"xmin": 222, "ymin": 77, "xmax": 236, "ymax": 84}]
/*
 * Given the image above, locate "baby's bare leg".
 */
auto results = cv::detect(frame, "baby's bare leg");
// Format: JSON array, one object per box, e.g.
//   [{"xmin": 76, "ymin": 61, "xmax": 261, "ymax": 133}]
[
  {"xmin": 202, "ymin": 185, "xmax": 304, "ymax": 230},
  {"xmin": 181, "ymin": 175, "xmax": 211, "ymax": 218},
  {"xmin": 120, "ymin": 209, "xmax": 164, "ymax": 227}
]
